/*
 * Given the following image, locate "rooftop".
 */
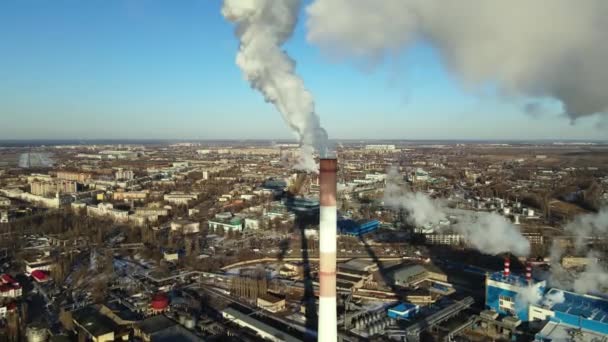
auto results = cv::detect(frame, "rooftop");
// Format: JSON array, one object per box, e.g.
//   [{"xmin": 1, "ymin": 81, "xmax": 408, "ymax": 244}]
[
  {"xmin": 536, "ymin": 321, "xmax": 607, "ymax": 342},
  {"xmin": 150, "ymin": 324, "xmax": 203, "ymax": 342},
  {"xmin": 73, "ymin": 306, "xmax": 119, "ymax": 337},
  {"xmin": 488, "ymin": 271, "xmax": 536, "ymax": 287},
  {"xmin": 545, "ymin": 289, "xmax": 608, "ymax": 324},
  {"xmin": 389, "ymin": 302, "xmax": 419, "ymax": 314},
  {"xmin": 137, "ymin": 315, "xmax": 176, "ymax": 335}
]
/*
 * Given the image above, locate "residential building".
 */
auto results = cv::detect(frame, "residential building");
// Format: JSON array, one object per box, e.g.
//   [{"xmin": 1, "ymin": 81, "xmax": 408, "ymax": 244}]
[
  {"xmin": 56, "ymin": 171, "xmax": 92, "ymax": 183},
  {"xmin": 164, "ymin": 192, "xmax": 198, "ymax": 205},
  {"xmin": 31, "ymin": 180, "xmax": 77, "ymax": 196},
  {"xmin": 87, "ymin": 203, "xmax": 129, "ymax": 223},
  {"xmin": 115, "ymin": 169, "xmax": 134, "ymax": 180},
  {"xmin": 113, "ymin": 190, "xmax": 148, "ymax": 202},
  {"xmin": 170, "ymin": 219, "xmax": 200, "ymax": 234}
]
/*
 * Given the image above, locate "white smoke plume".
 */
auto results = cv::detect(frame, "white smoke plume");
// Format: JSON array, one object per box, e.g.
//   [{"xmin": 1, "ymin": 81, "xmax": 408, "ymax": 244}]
[
  {"xmin": 542, "ymin": 289, "xmax": 565, "ymax": 307},
  {"xmin": 573, "ymin": 258, "xmax": 608, "ymax": 295},
  {"xmin": 222, "ymin": 0, "xmax": 328, "ymax": 171},
  {"xmin": 383, "ymin": 167, "xmax": 530, "ymax": 256},
  {"xmin": 564, "ymin": 208, "xmax": 608, "ymax": 250},
  {"xmin": 546, "ymin": 208, "xmax": 608, "ymax": 295},
  {"xmin": 455, "ymin": 212, "xmax": 530, "ymax": 257},
  {"xmin": 306, "ymin": 0, "xmax": 608, "ymax": 121},
  {"xmin": 515, "ymin": 282, "xmax": 544, "ymax": 312}
]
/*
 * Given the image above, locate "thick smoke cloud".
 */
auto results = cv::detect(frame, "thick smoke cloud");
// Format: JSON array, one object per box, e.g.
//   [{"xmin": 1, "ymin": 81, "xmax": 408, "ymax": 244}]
[
  {"xmin": 222, "ymin": 0, "xmax": 328, "ymax": 171},
  {"xmin": 306, "ymin": 0, "xmax": 608, "ymax": 121},
  {"xmin": 383, "ymin": 167, "xmax": 530, "ymax": 256}
]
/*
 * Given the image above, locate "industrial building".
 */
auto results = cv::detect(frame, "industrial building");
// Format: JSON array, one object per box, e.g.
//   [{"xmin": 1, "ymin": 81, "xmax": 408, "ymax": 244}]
[
  {"xmin": 337, "ymin": 218, "xmax": 379, "ymax": 236},
  {"xmin": 485, "ymin": 270, "xmax": 546, "ymax": 321},
  {"xmin": 283, "ymin": 196, "xmax": 319, "ymax": 215},
  {"xmin": 531, "ymin": 289, "xmax": 608, "ymax": 339},
  {"xmin": 221, "ymin": 305, "xmax": 303, "ymax": 342},
  {"xmin": 485, "ymin": 265, "xmax": 608, "ymax": 340},
  {"xmin": 388, "ymin": 302, "xmax": 419, "ymax": 320},
  {"xmin": 208, "ymin": 213, "xmax": 243, "ymax": 233}
]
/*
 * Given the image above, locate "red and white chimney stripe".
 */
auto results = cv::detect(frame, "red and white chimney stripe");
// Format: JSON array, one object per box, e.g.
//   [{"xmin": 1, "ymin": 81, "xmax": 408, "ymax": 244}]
[
  {"xmin": 504, "ymin": 257, "xmax": 511, "ymax": 278},
  {"xmin": 319, "ymin": 158, "xmax": 337, "ymax": 341},
  {"xmin": 526, "ymin": 262, "xmax": 532, "ymax": 282}
]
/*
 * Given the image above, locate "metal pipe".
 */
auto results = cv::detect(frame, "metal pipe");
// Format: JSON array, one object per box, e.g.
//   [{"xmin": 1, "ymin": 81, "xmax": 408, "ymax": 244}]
[{"xmin": 319, "ymin": 158, "xmax": 337, "ymax": 341}]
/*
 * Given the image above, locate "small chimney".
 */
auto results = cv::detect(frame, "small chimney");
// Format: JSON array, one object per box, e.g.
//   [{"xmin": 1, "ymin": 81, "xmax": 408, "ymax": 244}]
[
  {"xmin": 504, "ymin": 256, "xmax": 511, "ymax": 278},
  {"xmin": 525, "ymin": 262, "xmax": 532, "ymax": 283}
]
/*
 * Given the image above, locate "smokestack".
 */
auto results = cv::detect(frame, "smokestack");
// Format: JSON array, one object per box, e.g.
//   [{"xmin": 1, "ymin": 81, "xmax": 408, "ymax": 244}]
[
  {"xmin": 504, "ymin": 256, "xmax": 511, "ymax": 278},
  {"xmin": 319, "ymin": 158, "xmax": 337, "ymax": 341}
]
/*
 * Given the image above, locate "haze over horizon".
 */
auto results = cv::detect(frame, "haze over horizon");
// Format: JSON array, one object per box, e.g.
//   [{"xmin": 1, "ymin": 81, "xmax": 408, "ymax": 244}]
[{"xmin": 1, "ymin": 0, "xmax": 607, "ymax": 141}]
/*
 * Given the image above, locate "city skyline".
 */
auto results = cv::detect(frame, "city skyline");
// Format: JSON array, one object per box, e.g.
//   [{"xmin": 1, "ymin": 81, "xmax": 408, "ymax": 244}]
[{"xmin": 1, "ymin": 0, "xmax": 607, "ymax": 140}]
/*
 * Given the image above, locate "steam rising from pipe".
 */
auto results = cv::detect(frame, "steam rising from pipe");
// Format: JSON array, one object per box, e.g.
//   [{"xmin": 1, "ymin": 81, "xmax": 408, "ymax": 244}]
[
  {"xmin": 222, "ymin": 0, "xmax": 328, "ymax": 171},
  {"xmin": 383, "ymin": 167, "xmax": 530, "ymax": 256},
  {"xmin": 306, "ymin": 0, "xmax": 608, "ymax": 121}
]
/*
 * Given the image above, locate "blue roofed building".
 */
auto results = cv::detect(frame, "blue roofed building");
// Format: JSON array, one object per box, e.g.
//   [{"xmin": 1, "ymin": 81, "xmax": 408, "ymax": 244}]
[
  {"xmin": 485, "ymin": 271, "xmax": 546, "ymax": 321},
  {"xmin": 388, "ymin": 302, "xmax": 419, "ymax": 320},
  {"xmin": 337, "ymin": 219, "xmax": 379, "ymax": 236},
  {"xmin": 485, "ymin": 271, "xmax": 608, "ymax": 339},
  {"xmin": 531, "ymin": 289, "xmax": 608, "ymax": 340}
]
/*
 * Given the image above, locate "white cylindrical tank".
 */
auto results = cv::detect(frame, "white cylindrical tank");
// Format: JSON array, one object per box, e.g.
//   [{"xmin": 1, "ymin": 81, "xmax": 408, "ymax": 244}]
[
  {"xmin": 528, "ymin": 209, "xmax": 535, "ymax": 216},
  {"xmin": 184, "ymin": 316, "xmax": 196, "ymax": 329},
  {"xmin": 503, "ymin": 207, "xmax": 511, "ymax": 215},
  {"xmin": 26, "ymin": 326, "xmax": 49, "ymax": 342}
]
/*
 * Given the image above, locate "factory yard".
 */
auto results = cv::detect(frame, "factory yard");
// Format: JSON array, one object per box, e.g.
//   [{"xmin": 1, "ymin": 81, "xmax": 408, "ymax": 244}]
[{"xmin": 0, "ymin": 140, "xmax": 607, "ymax": 341}]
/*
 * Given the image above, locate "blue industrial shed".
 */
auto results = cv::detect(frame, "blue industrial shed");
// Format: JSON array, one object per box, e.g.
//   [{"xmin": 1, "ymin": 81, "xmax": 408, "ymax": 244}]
[
  {"xmin": 337, "ymin": 219, "xmax": 379, "ymax": 236},
  {"xmin": 388, "ymin": 302, "xmax": 419, "ymax": 319}
]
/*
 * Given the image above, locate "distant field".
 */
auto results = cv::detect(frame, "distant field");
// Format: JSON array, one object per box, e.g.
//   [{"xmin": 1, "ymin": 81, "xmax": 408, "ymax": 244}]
[
  {"xmin": 18, "ymin": 152, "xmax": 54, "ymax": 168},
  {"xmin": 0, "ymin": 152, "xmax": 19, "ymax": 167}
]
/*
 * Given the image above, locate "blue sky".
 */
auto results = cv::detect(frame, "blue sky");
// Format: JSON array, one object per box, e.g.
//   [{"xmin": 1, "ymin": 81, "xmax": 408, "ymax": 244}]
[{"xmin": 0, "ymin": 0, "xmax": 605, "ymax": 140}]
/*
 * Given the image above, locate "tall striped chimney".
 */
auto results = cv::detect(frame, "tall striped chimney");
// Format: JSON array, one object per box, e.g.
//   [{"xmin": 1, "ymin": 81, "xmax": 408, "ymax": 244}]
[
  {"xmin": 525, "ymin": 262, "xmax": 532, "ymax": 283},
  {"xmin": 319, "ymin": 158, "xmax": 337, "ymax": 341}
]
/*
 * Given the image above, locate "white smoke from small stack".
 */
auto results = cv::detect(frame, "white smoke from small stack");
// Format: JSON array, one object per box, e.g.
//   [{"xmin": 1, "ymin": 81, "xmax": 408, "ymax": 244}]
[
  {"xmin": 515, "ymin": 282, "xmax": 544, "ymax": 311},
  {"xmin": 543, "ymin": 290, "xmax": 566, "ymax": 306},
  {"xmin": 306, "ymin": 0, "xmax": 608, "ymax": 122},
  {"xmin": 222, "ymin": 0, "xmax": 328, "ymax": 171},
  {"xmin": 383, "ymin": 167, "xmax": 530, "ymax": 256}
]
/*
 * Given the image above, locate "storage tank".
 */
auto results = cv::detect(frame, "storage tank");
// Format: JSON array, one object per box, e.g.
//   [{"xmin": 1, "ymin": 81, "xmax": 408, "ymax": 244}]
[
  {"xmin": 151, "ymin": 292, "xmax": 169, "ymax": 311},
  {"xmin": 26, "ymin": 326, "xmax": 49, "ymax": 342},
  {"xmin": 184, "ymin": 316, "xmax": 196, "ymax": 329}
]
